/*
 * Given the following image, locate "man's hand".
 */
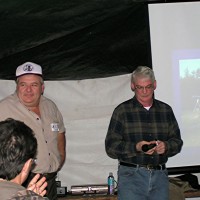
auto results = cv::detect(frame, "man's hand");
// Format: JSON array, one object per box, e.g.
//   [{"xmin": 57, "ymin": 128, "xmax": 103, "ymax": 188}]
[
  {"xmin": 154, "ymin": 140, "xmax": 166, "ymax": 154},
  {"xmin": 136, "ymin": 140, "xmax": 158, "ymax": 155},
  {"xmin": 136, "ymin": 141, "xmax": 152, "ymax": 152},
  {"xmin": 27, "ymin": 173, "xmax": 47, "ymax": 197}
]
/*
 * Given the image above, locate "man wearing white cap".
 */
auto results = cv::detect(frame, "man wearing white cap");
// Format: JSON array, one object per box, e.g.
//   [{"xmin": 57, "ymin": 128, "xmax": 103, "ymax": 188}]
[{"xmin": 0, "ymin": 62, "xmax": 66, "ymax": 200}]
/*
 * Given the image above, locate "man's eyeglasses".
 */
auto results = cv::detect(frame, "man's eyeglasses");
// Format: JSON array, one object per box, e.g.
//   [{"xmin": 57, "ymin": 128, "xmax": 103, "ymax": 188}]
[
  {"xmin": 135, "ymin": 84, "xmax": 154, "ymax": 90},
  {"xmin": 31, "ymin": 158, "xmax": 37, "ymax": 170}
]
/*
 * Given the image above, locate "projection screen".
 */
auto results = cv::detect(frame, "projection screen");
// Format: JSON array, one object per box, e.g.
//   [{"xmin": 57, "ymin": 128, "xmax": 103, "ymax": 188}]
[{"xmin": 148, "ymin": 2, "xmax": 200, "ymax": 167}]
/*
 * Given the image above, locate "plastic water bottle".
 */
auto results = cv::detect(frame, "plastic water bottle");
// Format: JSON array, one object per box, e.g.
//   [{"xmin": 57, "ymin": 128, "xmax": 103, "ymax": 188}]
[{"xmin": 107, "ymin": 172, "xmax": 115, "ymax": 195}]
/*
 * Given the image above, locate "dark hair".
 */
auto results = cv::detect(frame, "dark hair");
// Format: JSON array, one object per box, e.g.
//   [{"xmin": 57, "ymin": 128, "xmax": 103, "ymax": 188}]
[{"xmin": 0, "ymin": 118, "xmax": 37, "ymax": 180}]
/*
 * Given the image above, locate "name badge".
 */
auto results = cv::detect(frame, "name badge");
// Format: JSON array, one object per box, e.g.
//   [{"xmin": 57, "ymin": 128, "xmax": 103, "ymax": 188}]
[{"xmin": 51, "ymin": 123, "xmax": 60, "ymax": 132}]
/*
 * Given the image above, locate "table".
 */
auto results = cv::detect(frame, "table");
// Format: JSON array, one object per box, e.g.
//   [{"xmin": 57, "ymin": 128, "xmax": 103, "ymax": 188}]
[
  {"xmin": 58, "ymin": 190, "xmax": 200, "ymax": 199},
  {"xmin": 58, "ymin": 194, "xmax": 117, "ymax": 200}
]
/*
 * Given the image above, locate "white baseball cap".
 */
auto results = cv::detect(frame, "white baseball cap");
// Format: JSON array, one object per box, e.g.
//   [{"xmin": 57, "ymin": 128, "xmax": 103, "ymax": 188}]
[{"xmin": 16, "ymin": 62, "xmax": 43, "ymax": 77}]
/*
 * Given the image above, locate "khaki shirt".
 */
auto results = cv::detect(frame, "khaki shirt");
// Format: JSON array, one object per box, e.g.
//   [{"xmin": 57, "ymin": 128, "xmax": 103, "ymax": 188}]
[{"xmin": 0, "ymin": 93, "xmax": 65, "ymax": 173}]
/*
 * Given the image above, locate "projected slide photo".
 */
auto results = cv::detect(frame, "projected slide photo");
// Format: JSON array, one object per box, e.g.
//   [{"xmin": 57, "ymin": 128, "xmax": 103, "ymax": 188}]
[{"xmin": 174, "ymin": 50, "xmax": 200, "ymax": 147}]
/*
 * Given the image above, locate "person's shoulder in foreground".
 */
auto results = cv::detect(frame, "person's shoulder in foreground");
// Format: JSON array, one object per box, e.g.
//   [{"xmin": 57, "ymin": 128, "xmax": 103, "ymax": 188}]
[
  {"xmin": 11, "ymin": 189, "xmax": 49, "ymax": 200},
  {"xmin": 0, "ymin": 118, "xmax": 48, "ymax": 200}
]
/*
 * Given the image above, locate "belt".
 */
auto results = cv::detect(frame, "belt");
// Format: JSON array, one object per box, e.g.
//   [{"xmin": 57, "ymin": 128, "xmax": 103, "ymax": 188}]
[{"xmin": 120, "ymin": 162, "xmax": 166, "ymax": 170}]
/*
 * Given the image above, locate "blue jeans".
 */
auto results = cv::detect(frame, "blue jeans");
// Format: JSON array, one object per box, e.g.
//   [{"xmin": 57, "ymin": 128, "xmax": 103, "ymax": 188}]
[{"xmin": 118, "ymin": 165, "xmax": 169, "ymax": 200}]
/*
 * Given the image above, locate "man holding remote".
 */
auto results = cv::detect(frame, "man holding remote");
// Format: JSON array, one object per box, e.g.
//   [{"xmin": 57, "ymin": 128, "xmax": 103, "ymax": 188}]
[{"xmin": 105, "ymin": 66, "xmax": 183, "ymax": 200}]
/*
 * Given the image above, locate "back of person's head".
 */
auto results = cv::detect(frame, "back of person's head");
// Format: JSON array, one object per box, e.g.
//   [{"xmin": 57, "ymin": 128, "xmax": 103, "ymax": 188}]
[
  {"xmin": 131, "ymin": 66, "xmax": 155, "ymax": 84},
  {"xmin": 0, "ymin": 118, "xmax": 37, "ymax": 180}
]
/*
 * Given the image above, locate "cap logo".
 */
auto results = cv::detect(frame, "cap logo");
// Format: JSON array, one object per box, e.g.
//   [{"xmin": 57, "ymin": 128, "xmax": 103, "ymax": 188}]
[
  {"xmin": 16, "ymin": 62, "xmax": 42, "ymax": 77},
  {"xmin": 23, "ymin": 64, "xmax": 34, "ymax": 72}
]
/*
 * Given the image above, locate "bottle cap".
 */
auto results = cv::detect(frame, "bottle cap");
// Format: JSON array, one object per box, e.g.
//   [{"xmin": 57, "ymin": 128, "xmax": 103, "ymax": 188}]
[{"xmin": 109, "ymin": 172, "xmax": 113, "ymax": 176}]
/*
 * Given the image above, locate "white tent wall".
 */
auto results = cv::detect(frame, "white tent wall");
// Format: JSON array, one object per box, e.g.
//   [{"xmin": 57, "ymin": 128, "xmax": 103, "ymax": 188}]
[{"xmin": 0, "ymin": 74, "xmax": 133, "ymax": 189}]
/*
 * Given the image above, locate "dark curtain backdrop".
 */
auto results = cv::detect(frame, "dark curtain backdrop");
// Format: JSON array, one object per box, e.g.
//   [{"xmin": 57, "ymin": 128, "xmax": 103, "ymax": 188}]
[{"xmin": 0, "ymin": 0, "xmax": 153, "ymax": 80}]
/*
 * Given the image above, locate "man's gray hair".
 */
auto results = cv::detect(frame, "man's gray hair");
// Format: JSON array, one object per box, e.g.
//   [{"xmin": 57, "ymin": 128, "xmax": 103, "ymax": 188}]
[{"xmin": 131, "ymin": 66, "xmax": 155, "ymax": 83}]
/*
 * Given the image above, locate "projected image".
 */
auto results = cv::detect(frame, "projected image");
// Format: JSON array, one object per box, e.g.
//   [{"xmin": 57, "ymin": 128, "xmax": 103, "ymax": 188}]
[
  {"xmin": 149, "ymin": 1, "xmax": 200, "ymax": 166},
  {"xmin": 179, "ymin": 58, "xmax": 200, "ymax": 147}
]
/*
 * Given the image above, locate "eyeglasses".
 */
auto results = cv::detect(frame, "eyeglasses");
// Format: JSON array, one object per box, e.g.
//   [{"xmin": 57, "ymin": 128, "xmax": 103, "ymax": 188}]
[
  {"xmin": 31, "ymin": 158, "xmax": 37, "ymax": 170},
  {"xmin": 32, "ymin": 158, "xmax": 37, "ymax": 164},
  {"xmin": 135, "ymin": 84, "xmax": 154, "ymax": 90}
]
